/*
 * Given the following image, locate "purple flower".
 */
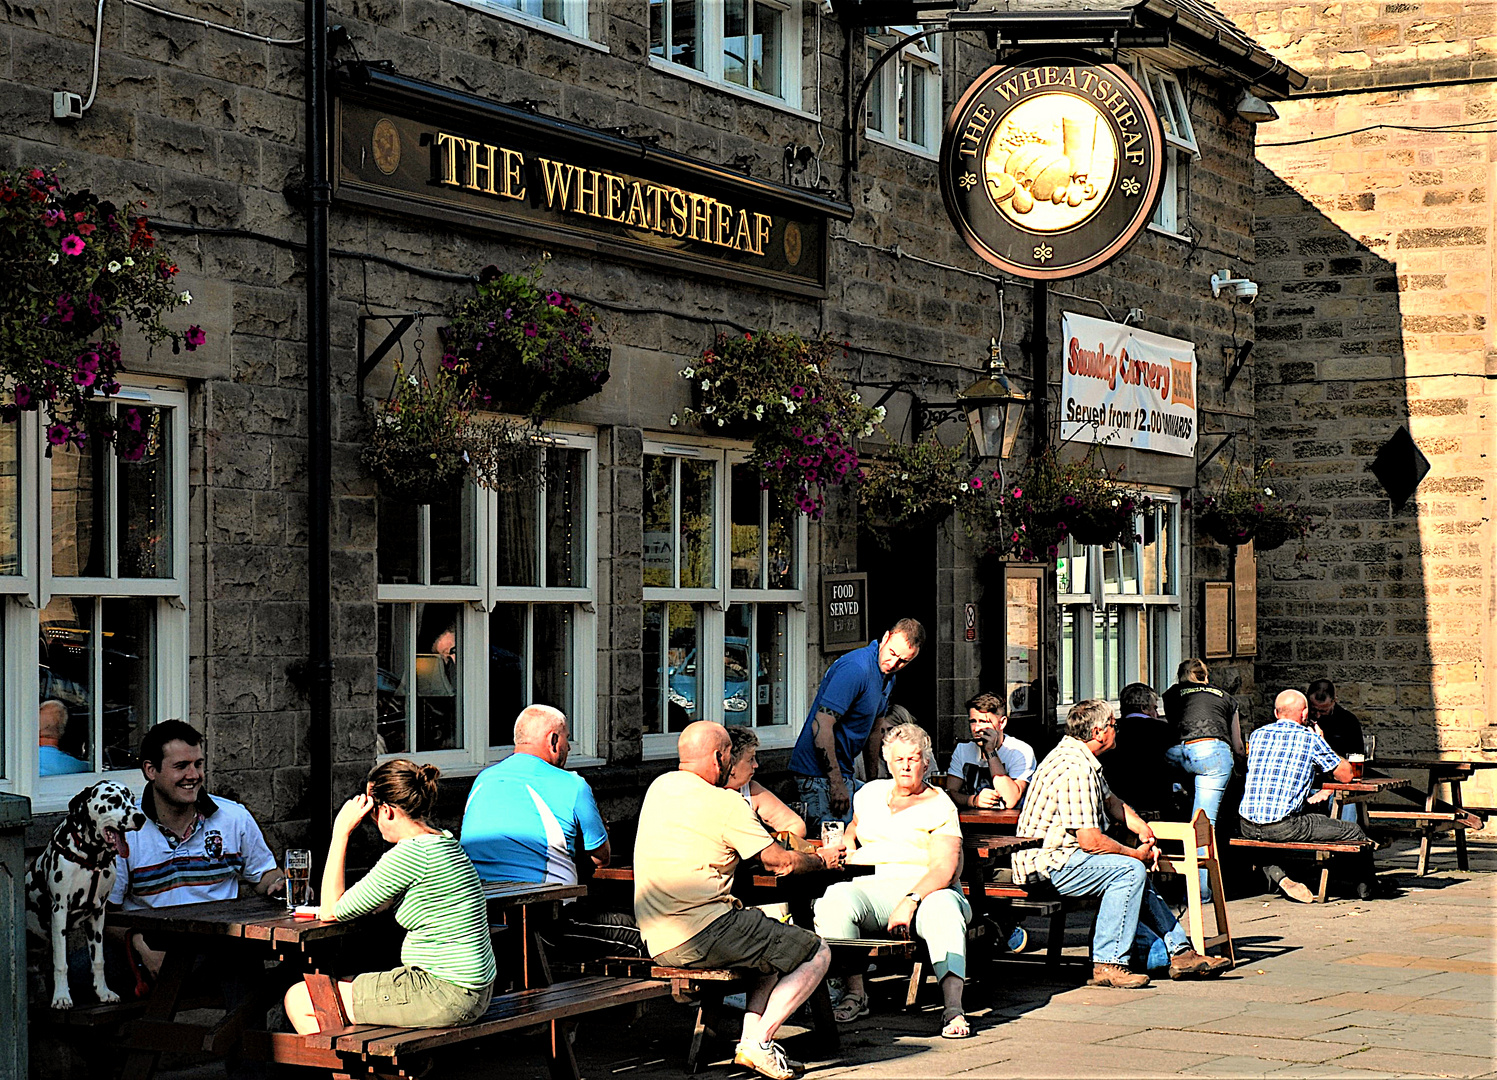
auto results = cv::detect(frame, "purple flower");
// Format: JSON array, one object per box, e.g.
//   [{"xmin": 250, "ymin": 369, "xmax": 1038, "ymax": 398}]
[
  {"xmin": 1063, "ymin": 495, "xmax": 1077, "ymax": 507},
  {"xmin": 41, "ymin": 209, "xmax": 64, "ymax": 227},
  {"xmin": 184, "ymin": 325, "xmax": 206, "ymax": 351},
  {"xmin": 55, "ymin": 293, "xmax": 74, "ymax": 324},
  {"xmin": 60, "ymin": 235, "xmax": 84, "ymax": 256},
  {"xmin": 790, "ymin": 385, "xmax": 806, "ymax": 398},
  {"xmin": 46, "ymin": 423, "xmax": 70, "ymax": 446},
  {"xmin": 970, "ymin": 477, "xmax": 983, "ymax": 490},
  {"xmin": 503, "ymin": 308, "xmax": 514, "ymax": 321},
  {"xmin": 524, "ymin": 323, "xmax": 538, "ymax": 337},
  {"xmin": 14, "ymin": 385, "xmax": 33, "ymax": 410},
  {"xmin": 546, "ymin": 291, "xmax": 563, "ymax": 306}
]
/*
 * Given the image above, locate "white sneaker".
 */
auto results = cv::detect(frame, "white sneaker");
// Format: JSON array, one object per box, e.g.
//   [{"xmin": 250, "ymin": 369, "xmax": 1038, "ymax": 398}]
[{"xmin": 734, "ymin": 1040, "xmax": 798, "ymax": 1080}]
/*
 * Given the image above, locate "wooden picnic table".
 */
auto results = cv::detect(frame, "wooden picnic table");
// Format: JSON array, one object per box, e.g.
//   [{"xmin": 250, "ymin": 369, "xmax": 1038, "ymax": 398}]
[
  {"xmin": 110, "ymin": 880, "xmax": 587, "ymax": 1079},
  {"xmin": 958, "ymin": 807, "xmax": 1021, "ymax": 832},
  {"xmin": 1365, "ymin": 756, "xmax": 1497, "ymax": 874}
]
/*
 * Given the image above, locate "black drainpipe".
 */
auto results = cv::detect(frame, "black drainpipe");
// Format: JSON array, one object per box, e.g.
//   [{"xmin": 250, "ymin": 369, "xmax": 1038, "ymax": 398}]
[{"xmin": 305, "ymin": 0, "xmax": 333, "ymax": 843}]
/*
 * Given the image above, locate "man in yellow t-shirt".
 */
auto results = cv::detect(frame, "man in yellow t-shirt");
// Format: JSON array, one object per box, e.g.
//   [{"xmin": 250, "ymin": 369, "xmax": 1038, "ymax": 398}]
[{"xmin": 635, "ymin": 722, "xmax": 839, "ymax": 1080}]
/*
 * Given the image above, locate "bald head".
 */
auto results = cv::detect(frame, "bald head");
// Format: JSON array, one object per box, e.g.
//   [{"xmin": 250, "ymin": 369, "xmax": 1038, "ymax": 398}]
[
  {"xmin": 1275, "ymin": 689, "xmax": 1309, "ymax": 725},
  {"xmin": 39, "ymin": 699, "xmax": 68, "ymax": 740},
  {"xmin": 513, "ymin": 705, "xmax": 571, "ymax": 766},
  {"xmin": 678, "ymin": 721, "xmax": 730, "ymax": 786}
]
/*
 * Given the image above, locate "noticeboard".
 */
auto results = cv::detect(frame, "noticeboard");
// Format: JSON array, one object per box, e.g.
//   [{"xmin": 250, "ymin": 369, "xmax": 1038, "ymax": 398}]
[
  {"xmin": 1203, "ymin": 582, "xmax": 1232, "ymax": 659},
  {"xmin": 1234, "ymin": 542, "xmax": 1257, "ymax": 656},
  {"xmin": 821, "ymin": 573, "xmax": 869, "ymax": 654}
]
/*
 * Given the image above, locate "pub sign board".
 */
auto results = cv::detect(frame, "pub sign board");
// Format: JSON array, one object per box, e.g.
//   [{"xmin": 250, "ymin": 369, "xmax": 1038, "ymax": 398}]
[
  {"xmin": 939, "ymin": 55, "xmax": 1165, "ymax": 280},
  {"xmin": 821, "ymin": 573, "xmax": 869, "ymax": 654},
  {"xmin": 334, "ymin": 70, "xmax": 849, "ymax": 298}
]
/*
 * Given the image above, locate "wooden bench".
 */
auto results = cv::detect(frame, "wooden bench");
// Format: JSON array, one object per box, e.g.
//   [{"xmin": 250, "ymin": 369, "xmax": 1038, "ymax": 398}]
[
  {"xmin": 1228, "ymin": 837, "xmax": 1375, "ymax": 903},
  {"xmin": 961, "ymin": 880, "xmax": 1091, "ymax": 967},
  {"xmin": 564, "ymin": 955, "xmax": 838, "ymax": 1073},
  {"xmin": 273, "ymin": 972, "xmax": 671, "ymax": 1080}
]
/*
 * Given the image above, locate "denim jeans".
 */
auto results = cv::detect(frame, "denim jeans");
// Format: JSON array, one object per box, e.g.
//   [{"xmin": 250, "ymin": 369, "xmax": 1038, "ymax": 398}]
[
  {"xmin": 793, "ymin": 775, "xmax": 864, "ymax": 830},
  {"xmin": 1048, "ymin": 850, "xmax": 1188, "ymax": 967},
  {"xmin": 1165, "ymin": 738, "xmax": 1235, "ymax": 902},
  {"xmin": 1238, "ymin": 811, "xmax": 1374, "ymax": 891}
]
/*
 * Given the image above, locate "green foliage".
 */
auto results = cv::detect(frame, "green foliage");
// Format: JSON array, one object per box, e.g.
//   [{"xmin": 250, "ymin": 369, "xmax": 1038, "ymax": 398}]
[
  {"xmin": 1194, "ymin": 460, "xmax": 1316, "ymax": 551},
  {"xmin": 973, "ymin": 446, "xmax": 1148, "ymax": 561},
  {"xmin": 858, "ymin": 435, "xmax": 989, "ymax": 537}
]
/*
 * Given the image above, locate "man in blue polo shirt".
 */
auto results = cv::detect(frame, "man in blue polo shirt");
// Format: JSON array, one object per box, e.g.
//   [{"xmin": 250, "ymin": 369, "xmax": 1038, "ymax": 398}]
[
  {"xmin": 788, "ymin": 617, "xmax": 924, "ymax": 829},
  {"xmin": 1240, "ymin": 689, "xmax": 1372, "ymax": 902},
  {"xmin": 462, "ymin": 704, "xmax": 642, "ymax": 957}
]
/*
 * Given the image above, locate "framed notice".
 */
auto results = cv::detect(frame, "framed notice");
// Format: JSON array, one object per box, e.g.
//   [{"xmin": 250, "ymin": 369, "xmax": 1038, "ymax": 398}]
[
  {"xmin": 1203, "ymin": 582, "xmax": 1232, "ymax": 659},
  {"xmin": 1234, "ymin": 542, "xmax": 1257, "ymax": 656},
  {"xmin": 821, "ymin": 573, "xmax": 869, "ymax": 654}
]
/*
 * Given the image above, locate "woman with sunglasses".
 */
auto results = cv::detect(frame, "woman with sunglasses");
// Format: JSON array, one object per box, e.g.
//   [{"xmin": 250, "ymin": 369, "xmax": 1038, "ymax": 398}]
[{"xmin": 284, "ymin": 759, "xmax": 496, "ymax": 1033}]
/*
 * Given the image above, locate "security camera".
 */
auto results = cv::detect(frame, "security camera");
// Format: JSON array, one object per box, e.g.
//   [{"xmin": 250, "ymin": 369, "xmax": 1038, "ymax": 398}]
[{"xmin": 1210, "ymin": 270, "xmax": 1259, "ymax": 304}]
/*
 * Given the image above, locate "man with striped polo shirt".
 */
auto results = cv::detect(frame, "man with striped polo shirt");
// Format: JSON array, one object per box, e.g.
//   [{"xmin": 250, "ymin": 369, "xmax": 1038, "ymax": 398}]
[{"xmin": 107, "ymin": 720, "xmax": 283, "ymax": 980}]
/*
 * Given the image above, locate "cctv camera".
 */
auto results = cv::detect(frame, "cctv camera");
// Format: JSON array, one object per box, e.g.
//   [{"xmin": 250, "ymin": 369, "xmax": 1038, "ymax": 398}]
[
  {"xmin": 1210, "ymin": 270, "xmax": 1259, "ymax": 303},
  {"xmin": 1230, "ymin": 280, "xmax": 1258, "ymax": 303}
]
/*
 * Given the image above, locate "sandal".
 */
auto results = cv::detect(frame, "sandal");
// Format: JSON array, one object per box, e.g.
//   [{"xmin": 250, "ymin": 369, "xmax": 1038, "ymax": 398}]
[
  {"xmin": 940, "ymin": 1013, "xmax": 971, "ymax": 1039},
  {"xmin": 832, "ymin": 993, "xmax": 870, "ymax": 1023}
]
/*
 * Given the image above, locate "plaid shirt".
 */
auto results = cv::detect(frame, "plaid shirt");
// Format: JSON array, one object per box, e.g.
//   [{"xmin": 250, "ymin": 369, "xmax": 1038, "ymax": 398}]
[
  {"xmin": 1011, "ymin": 736, "xmax": 1112, "ymax": 883},
  {"xmin": 1240, "ymin": 718, "xmax": 1341, "ymax": 824}
]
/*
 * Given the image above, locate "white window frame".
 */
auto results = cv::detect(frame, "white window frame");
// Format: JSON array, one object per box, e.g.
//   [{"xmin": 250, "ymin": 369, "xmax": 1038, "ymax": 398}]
[
  {"xmin": 455, "ymin": 0, "xmax": 598, "ymax": 46},
  {"xmin": 864, "ymin": 26, "xmax": 942, "ymax": 158},
  {"xmin": 1057, "ymin": 495, "xmax": 1180, "ymax": 709},
  {"xmin": 1134, "ymin": 61, "xmax": 1199, "ymax": 237},
  {"xmin": 375, "ymin": 425, "xmax": 600, "ymax": 773},
  {"xmin": 641, "ymin": 438, "xmax": 807, "ymax": 759},
  {"xmin": 649, "ymin": 0, "xmax": 805, "ymax": 112},
  {"xmin": 1, "ymin": 382, "xmax": 191, "ymax": 813}
]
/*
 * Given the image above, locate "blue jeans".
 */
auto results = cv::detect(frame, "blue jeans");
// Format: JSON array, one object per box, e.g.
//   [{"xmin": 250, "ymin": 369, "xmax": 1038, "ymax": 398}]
[
  {"xmin": 1049, "ymin": 850, "xmax": 1188, "ymax": 967},
  {"xmin": 793, "ymin": 775, "xmax": 864, "ymax": 830},
  {"xmin": 1165, "ymin": 738, "xmax": 1235, "ymax": 902}
]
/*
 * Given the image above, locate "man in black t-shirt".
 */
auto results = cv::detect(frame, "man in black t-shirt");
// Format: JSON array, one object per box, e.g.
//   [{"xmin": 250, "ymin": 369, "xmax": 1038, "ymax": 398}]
[
  {"xmin": 1306, "ymin": 680, "xmax": 1365, "ymax": 759},
  {"xmin": 1103, "ymin": 683, "xmax": 1178, "ymax": 818}
]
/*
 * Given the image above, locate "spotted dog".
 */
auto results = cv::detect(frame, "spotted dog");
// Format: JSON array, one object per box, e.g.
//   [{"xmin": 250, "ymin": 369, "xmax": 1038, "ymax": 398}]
[{"xmin": 26, "ymin": 781, "xmax": 146, "ymax": 1009}]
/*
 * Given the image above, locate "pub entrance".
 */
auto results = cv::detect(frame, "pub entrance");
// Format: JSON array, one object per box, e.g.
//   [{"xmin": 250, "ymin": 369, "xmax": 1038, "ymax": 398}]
[{"xmin": 858, "ymin": 523, "xmax": 938, "ymax": 742}]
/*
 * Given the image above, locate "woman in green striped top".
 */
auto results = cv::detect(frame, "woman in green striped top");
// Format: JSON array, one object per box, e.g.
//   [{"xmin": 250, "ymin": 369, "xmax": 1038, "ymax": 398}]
[{"xmin": 284, "ymin": 759, "xmax": 497, "ymax": 1033}]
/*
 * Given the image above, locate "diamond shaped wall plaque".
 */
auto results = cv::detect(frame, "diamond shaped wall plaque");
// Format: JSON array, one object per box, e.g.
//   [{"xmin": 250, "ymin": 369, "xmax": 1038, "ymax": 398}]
[{"xmin": 1370, "ymin": 426, "xmax": 1430, "ymax": 512}]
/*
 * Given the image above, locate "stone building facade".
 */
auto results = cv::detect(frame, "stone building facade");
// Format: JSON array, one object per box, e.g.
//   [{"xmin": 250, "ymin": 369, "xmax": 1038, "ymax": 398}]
[
  {"xmin": 2, "ymin": 0, "xmax": 1296, "ymax": 845},
  {"xmin": 1215, "ymin": 0, "xmax": 1497, "ymax": 806}
]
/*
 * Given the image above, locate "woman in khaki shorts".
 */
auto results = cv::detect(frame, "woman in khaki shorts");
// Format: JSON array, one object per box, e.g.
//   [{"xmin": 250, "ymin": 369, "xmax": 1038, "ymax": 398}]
[{"xmin": 284, "ymin": 760, "xmax": 497, "ymax": 1031}]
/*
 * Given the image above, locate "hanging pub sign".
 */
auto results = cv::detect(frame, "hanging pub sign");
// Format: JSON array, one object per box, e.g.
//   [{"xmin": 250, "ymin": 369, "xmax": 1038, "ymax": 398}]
[
  {"xmin": 333, "ymin": 69, "xmax": 850, "ymax": 298},
  {"xmin": 1060, "ymin": 311, "xmax": 1198, "ymax": 457},
  {"xmin": 939, "ymin": 56, "xmax": 1164, "ymax": 280}
]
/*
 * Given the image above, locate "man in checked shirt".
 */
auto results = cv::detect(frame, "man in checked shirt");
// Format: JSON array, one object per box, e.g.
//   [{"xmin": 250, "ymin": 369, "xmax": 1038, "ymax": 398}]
[{"xmin": 1014, "ymin": 699, "xmax": 1231, "ymax": 988}]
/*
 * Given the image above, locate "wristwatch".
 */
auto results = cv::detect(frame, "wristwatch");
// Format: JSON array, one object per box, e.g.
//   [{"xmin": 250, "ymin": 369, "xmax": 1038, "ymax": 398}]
[{"xmin": 903, "ymin": 891, "xmax": 922, "ymax": 906}]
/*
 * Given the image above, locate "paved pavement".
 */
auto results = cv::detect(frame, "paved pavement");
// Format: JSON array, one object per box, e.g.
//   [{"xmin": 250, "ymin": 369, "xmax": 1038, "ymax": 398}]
[{"xmin": 117, "ymin": 835, "xmax": 1497, "ymax": 1080}]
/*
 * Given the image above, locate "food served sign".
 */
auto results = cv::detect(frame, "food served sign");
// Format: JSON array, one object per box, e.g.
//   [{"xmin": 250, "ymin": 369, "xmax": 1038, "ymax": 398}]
[{"xmin": 939, "ymin": 56, "xmax": 1164, "ymax": 280}]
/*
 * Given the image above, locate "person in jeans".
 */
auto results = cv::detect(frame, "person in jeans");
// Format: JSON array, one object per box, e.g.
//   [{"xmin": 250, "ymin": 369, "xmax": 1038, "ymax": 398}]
[
  {"xmin": 284, "ymin": 760, "xmax": 496, "ymax": 1032},
  {"xmin": 1239, "ymin": 689, "xmax": 1375, "ymax": 902},
  {"xmin": 1013, "ymin": 699, "xmax": 1232, "ymax": 989},
  {"xmin": 1161, "ymin": 659, "xmax": 1244, "ymax": 903}
]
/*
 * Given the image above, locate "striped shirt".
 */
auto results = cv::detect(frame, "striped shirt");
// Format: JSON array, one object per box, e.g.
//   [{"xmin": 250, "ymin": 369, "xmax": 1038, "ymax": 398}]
[
  {"xmin": 333, "ymin": 831, "xmax": 496, "ymax": 991},
  {"xmin": 109, "ymin": 794, "xmax": 277, "ymax": 910},
  {"xmin": 1011, "ymin": 737, "xmax": 1112, "ymax": 883},
  {"xmin": 1240, "ymin": 719, "xmax": 1341, "ymax": 825}
]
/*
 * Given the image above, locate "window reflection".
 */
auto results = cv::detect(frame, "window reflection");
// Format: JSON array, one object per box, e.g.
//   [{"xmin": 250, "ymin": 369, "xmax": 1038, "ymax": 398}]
[
  {"xmin": 487, "ymin": 606, "xmax": 526, "ymax": 748},
  {"xmin": 642, "ymin": 456, "xmax": 675, "ymax": 588},
  {"xmin": 117, "ymin": 408, "xmax": 171, "ymax": 579},
  {"xmin": 680, "ymin": 460, "xmax": 715, "ymax": 588},
  {"xmin": 429, "ymin": 483, "xmax": 475, "ymax": 586},
  {"xmin": 545, "ymin": 449, "xmax": 586, "ymax": 588},
  {"xmin": 52, "ymin": 438, "xmax": 105, "ymax": 578},
  {"xmin": 376, "ymin": 602, "xmax": 462, "ymax": 755},
  {"xmin": 645, "ymin": 600, "xmax": 702, "ymax": 733}
]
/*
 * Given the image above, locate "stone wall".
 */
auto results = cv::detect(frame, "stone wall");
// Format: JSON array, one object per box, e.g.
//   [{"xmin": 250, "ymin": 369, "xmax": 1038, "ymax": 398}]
[
  {"xmin": 4, "ymin": 0, "xmax": 1266, "ymax": 838},
  {"xmin": 1216, "ymin": 1, "xmax": 1497, "ymax": 802}
]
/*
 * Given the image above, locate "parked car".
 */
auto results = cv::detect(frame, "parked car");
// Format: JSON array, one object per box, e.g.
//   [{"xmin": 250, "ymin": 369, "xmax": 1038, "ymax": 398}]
[{"xmin": 668, "ymin": 636, "xmax": 755, "ymax": 715}]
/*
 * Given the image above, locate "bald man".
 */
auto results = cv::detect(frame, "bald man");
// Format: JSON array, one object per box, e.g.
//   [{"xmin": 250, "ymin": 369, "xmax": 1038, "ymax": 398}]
[
  {"xmin": 38, "ymin": 699, "xmax": 88, "ymax": 775},
  {"xmin": 1239, "ymin": 690, "xmax": 1376, "ymax": 902},
  {"xmin": 635, "ymin": 722, "xmax": 837, "ymax": 1080}
]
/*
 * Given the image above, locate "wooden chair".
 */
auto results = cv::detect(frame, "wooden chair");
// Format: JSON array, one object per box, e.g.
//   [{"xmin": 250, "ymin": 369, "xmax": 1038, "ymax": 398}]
[{"xmin": 1151, "ymin": 809, "xmax": 1235, "ymax": 964}]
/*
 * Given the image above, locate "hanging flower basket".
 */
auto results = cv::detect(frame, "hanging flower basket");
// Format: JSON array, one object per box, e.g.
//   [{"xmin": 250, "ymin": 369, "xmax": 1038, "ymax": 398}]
[
  {"xmin": 1193, "ymin": 461, "xmax": 1316, "ymax": 552},
  {"xmin": 0, "ymin": 164, "xmax": 204, "ymax": 451},
  {"xmin": 443, "ymin": 256, "xmax": 609, "ymax": 421},
  {"xmin": 858, "ymin": 435, "xmax": 989, "ymax": 541},
  {"xmin": 369, "ymin": 442, "xmax": 470, "ymax": 503},
  {"xmin": 674, "ymin": 331, "xmax": 883, "ymax": 519},
  {"xmin": 971, "ymin": 446, "xmax": 1146, "ymax": 562}
]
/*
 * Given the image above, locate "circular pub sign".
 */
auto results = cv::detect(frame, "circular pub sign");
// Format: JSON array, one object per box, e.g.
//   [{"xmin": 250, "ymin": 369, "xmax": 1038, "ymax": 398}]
[{"xmin": 939, "ymin": 56, "xmax": 1164, "ymax": 280}]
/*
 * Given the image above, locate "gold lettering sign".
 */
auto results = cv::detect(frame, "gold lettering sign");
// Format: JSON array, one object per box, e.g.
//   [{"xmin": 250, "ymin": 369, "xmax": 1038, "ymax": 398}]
[
  {"xmin": 332, "ymin": 85, "xmax": 836, "ymax": 298},
  {"xmin": 940, "ymin": 55, "xmax": 1164, "ymax": 280}
]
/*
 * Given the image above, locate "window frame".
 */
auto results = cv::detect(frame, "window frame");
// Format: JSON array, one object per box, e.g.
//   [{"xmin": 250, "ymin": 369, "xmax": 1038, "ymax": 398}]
[
  {"xmin": 1, "ymin": 382, "xmax": 191, "ymax": 813},
  {"xmin": 374, "ymin": 425, "xmax": 600, "ymax": 772},
  {"xmin": 649, "ymin": 0, "xmax": 805, "ymax": 112},
  {"xmin": 641, "ymin": 437, "xmax": 807, "ymax": 758},
  {"xmin": 864, "ymin": 26, "xmax": 943, "ymax": 158},
  {"xmin": 1057, "ymin": 495, "xmax": 1180, "ymax": 709},
  {"xmin": 1133, "ymin": 61, "xmax": 1198, "ymax": 237},
  {"xmin": 455, "ymin": 0, "xmax": 597, "ymax": 45}
]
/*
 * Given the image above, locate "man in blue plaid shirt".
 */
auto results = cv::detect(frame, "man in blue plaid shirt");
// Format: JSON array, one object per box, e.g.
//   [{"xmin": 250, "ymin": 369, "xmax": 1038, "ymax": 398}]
[{"xmin": 1240, "ymin": 689, "xmax": 1374, "ymax": 902}]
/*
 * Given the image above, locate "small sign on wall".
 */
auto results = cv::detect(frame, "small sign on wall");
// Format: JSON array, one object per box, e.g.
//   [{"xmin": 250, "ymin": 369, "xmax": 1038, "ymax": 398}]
[
  {"xmin": 1203, "ymin": 582, "xmax": 1232, "ymax": 659},
  {"xmin": 821, "ymin": 573, "xmax": 869, "ymax": 654},
  {"xmin": 964, "ymin": 603, "xmax": 977, "ymax": 643},
  {"xmin": 1234, "ymin": 543, "xmax": 1257, "ymax": 656}
]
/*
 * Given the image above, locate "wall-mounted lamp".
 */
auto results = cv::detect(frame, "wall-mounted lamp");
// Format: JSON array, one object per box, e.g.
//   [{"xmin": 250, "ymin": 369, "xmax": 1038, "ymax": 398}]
[
  {"xmin": 956, "ymin": 337, "xmax": 1029, "ymax": 460},
  {"xmin": 1210, "ymin": 268, "xmax": 1259, "ymax": 304},
  {"xmin": 1235, "ymin": 90, "xmax": 1279, "ymax": 124}
]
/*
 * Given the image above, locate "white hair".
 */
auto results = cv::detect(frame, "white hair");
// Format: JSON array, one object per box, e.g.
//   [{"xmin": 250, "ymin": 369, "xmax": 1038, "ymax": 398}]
[
  {"xmin": 881, "ymin": 721, "xmax": 936, "ymax": 778},
  {"xmin": 513, "ymin": 704, "xmax": 567, "ymax": 745}
]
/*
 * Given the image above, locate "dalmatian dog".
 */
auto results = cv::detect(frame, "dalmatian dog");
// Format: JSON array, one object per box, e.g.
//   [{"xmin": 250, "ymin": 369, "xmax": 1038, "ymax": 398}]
[{"xmin": 26, "ymin": 781, "xmax": 147, "ymax": 1009}]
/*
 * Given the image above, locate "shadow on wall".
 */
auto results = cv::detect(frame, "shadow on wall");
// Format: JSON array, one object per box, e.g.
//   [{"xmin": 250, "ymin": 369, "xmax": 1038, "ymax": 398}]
[{"xmin": 1249, "ymin": 162, "xmax": 1439, "ymax": 760}]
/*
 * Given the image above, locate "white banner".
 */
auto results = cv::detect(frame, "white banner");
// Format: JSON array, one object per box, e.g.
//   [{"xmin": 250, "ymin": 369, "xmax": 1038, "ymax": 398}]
[{"xmin": 1059, "ymin": 311, "xmax": 1197, "ymax": 457}]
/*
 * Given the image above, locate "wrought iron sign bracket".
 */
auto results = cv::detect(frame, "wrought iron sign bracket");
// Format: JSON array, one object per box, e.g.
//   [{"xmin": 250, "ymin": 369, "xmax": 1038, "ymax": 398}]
[{"xmin": 357, "ymin": 312, "xmax": 431, "ymax": 403}]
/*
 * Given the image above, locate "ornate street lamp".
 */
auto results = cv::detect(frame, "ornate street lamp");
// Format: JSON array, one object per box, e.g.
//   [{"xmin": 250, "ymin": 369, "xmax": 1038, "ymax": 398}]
[{"xmin": 957, "ymin": 337, "xmax": 1029, "ymax": 460}]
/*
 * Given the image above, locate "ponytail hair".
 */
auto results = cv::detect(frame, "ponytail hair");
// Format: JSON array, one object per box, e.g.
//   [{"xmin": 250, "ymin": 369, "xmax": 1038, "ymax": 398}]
[{"xmin": 367, "ymin": 759, "xmax": 440, "ymax": 823}]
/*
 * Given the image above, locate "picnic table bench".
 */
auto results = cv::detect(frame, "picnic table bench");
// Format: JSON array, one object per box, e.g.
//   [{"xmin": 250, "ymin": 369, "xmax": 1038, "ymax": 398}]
[
  {"xmin": 1228, "ymin": 836, "xmax": 1375, "ymax": 903},
  {"xmin": 1364, "ymin": 757, "xmax": 1497, "ymax": 875}
]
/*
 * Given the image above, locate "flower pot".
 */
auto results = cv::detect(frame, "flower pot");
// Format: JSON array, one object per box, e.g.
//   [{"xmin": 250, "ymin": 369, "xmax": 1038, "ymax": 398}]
[
  {"xmin": 1252, "ymin": 516, "xmax": 1293, "ymax": 552},
  {"xmin": 369, "ymin": 444, "xmax": 469, "ymax": 504},
  {"xmin": 1066, "ymin": 504, "xmax": 1126, "ymax": 547},
  {"xmin": 1198, "ymin": 508, "xmax": 1257, "ymax": 547},
  {"xmin": 472, "ymin": 345, "xmax": 610, "ymax": 418}
]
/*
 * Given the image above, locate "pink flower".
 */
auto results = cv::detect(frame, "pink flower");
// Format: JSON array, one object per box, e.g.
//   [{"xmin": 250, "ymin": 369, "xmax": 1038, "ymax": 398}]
[
  {"xmin": 970, "ymin": 477, "xmax": 983, "ymax": 489},
  {"xmin": 14, "ymin": 385, "xmax": 33, "ymax": 410},
  {"xmin": 60, "ymin": 235, "xmax": 85, "ymax": 256},
  {"xmin": 46, "ymin": 423, "xmax": 70, "ymax": 446},
  {"xmin": 184, "ymin": 325, "xmax": 206, "ymax": 351},
  {"xmin": 524, "ymin": 323, "xmax": 538, "ymax": 337},
  {"xmin": 790, "ymin": 385, "xmax": 806, "ymax": 398},
  {"xmin": 546, "ymin": 291, "xmax": 563, "ymax": 306}
]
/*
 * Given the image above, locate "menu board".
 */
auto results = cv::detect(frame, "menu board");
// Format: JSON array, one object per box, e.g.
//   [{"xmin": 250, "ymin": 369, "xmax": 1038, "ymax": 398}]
[
  {"xmin": 1234, "ymin": 543, "xmax": 1257, "ymax": 656},
  {"xmin": 821, "ymin": 573, "xmax": 868, "ymax": 653},
  {"xmin": 1203, "ymin": 582, "xmax": 1232, "ymax": 659}
]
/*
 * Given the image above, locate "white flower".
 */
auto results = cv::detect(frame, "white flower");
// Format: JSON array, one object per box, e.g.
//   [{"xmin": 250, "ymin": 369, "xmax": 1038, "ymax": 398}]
[
  {"xmin": 669, "ymin": 414, "xmax": 680, "ymax": 426},
  {"xmin": 873, "ymin": 406, "xmax": 887, "ymax": 421},
  {"xmin": 123, "ymin": 257, "xmax": 134, "ymax": 267},
  {"xmin": 960, "ymin": 482, "xmax": 970, "ymax": 492},
  {"xmin": 180, "ymin": 290, "xmax": 192, "ymax": 304},
  {"xmin": 786, "ymin": 402, "xmax": 797, "ymax": 414},
  {"xmin": 1264, "ymin": 487, "xmax": 1275, "ymax": 496},
  {"xmin": 407, "ymin": 375, "xmax": 418, "ymax": 386},
  {"xmin": 48, "ymin": 253, "xmax": 58, "ymax": 265},
  {"xmin": 682, "ymin": 367, "xmax": 695, "ymax": 379},
  {"xmin": 703, "ymin": 405, "xmax": 715, "ymax": 414},
  {"xmin": 700, "ymin": 379, "xmax": 711, "ymax": 391},
  {"xmin": 806, "ymin": 363, "xmax": 819, "ymax": 373},
  {"xmin": 716, "ymin": 417, "xmax": 726, "ymax": 427},
  {"xmin": 754, "ymin": 405, "xmax": 765, "ymax": 418},
  {"xmin": 900, "ymin": 472, "xmax": 910, "ymax": 481},
  {"xmin": 107, "ymin": 260, "xmax": 121, "ymax": 273}
]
